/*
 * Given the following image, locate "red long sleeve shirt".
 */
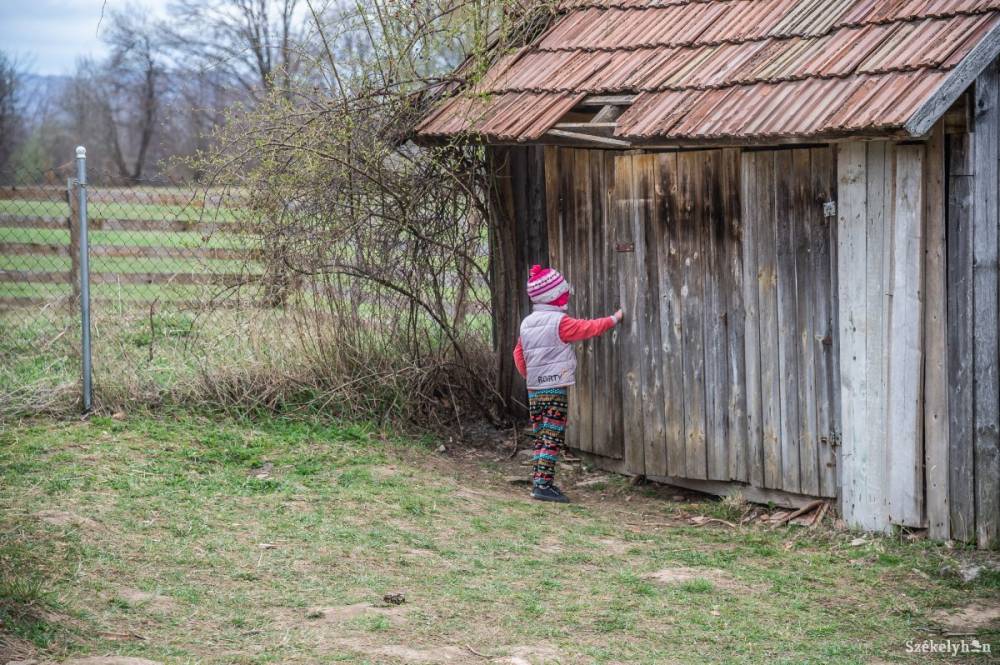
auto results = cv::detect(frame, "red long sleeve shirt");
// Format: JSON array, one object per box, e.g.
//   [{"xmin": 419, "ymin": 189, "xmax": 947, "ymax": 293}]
[{"xmin": 513, "ymin": 315, "xmax": 617, "ymax": 379}]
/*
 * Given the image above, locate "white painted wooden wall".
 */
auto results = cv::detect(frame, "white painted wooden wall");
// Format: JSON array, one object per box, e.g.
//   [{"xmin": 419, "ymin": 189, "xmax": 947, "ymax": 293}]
[{"xmin": 836, "ymin": 140, "xmax": 928, "ymax": 532}]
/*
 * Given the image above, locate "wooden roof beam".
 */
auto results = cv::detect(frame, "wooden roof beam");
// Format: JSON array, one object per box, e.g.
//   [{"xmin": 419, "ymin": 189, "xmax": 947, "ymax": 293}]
[
  {"xmin": 592, "ymin": 104, "xmax": 625, "ymax": 123},
  {"xmin": 544, "ymin": 128, "xmax": 632, "ymax": 148},
  {"xmin": 552, "ymin": 122, "xmax": 618, "ymax": 137},
  {"xmin": 576, "ymin": 94, "xmax": 636, "ymax": 107}
]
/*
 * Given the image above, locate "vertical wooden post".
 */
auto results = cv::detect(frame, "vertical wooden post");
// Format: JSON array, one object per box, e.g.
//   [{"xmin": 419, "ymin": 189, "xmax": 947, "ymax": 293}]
[
  {"xmin": 972, "ymin": 63, "xmax": 1000, "ymax": 549},
  {"xmin": 740, "ymin": 151, "xmax": 765, "ymax": 489},
  {"xmin": 886, "ymin": 144, "xmax": 926, "ymax": 528},
  {"xmin": 947, "ymin": 130, "xmax": 976, "ymax": 543},
  {"xmin": 924, "ymin": 121, "xmax": 950, "ymax": 541},
  {"xmin": 838, "ymin": 141, "xmax": 886, "ymax": 531},
  {"xmin": 68, "ymin": 177, "xmax": 81, "ymax": 306},
  {"xmin": 613, "ymin": 153, "xmax": 647, "ymax": 476}
]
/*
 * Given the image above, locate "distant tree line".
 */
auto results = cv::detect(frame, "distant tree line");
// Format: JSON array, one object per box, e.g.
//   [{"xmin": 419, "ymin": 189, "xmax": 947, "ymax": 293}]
[{"xmin": 0, "ymin": 0, "xmax": 315, "ymax": 184}]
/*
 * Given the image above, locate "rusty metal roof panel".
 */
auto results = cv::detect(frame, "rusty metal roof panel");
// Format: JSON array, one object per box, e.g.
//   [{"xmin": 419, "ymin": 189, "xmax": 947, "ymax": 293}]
[
  {"xmin": 891, "ymin": 0, "xmax": 1000, "ymax": 20},
  {"xmin": 416, "ymin": 92, "xmax": 584, "ymax": 141},
  {"xmin": 416, "ymin": 0, "xmax": 1000, "ymax": 142},
  {"xmin": 613, "ymin": 71, "xmax": 951, "ymax": 139},
  {"xmin": 796, "ymin": 23, "xmax": 898, "ymax": 77},
  {"xmin": 859, "ymin": 13, "xmax": 994, "ymax": 72},
  {"xmin": 770, "ymin": 0, "xmax": 857, "ymax": 37},
  {"xmin": 697, "ymin": 0, "xmax": 800, "ymax": 43},
  {"xmin": 942, "ymin": 9, "xmax": 1000, "ymax": 64}
]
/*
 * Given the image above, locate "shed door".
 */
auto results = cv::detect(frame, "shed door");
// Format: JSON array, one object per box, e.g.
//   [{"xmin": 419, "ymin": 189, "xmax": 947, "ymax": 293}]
[
  {"xmin": 607, "ymin": 150, "xmax": 748, "ymax": 482},
  {"xmin": 741, "ymin": 148, "xmax": 839, "ymax": 498},
  {"xmin": 545, "ymin": 146, "xmax": 838, "ymax": 498}
]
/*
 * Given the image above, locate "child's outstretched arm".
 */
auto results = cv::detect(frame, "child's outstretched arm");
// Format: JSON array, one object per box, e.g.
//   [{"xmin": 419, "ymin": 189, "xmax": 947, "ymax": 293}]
[
  {"xmin": 513, "ymin": 338, "xmax": 527, "ymax": 378},
  {"xmin": 559, "ymin": 309, "xmax": 624, "ymax": 343}
]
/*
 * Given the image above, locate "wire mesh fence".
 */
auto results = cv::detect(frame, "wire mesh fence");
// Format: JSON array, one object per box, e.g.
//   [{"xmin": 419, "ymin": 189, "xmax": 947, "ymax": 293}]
[
  {"xmin": 0, "ymin": 161, "xmax": 83, "ymax": 413},
  {"xmin": 3, "ymin": 146, "xmax": 496, "ymax": 422},
  {"xmin": 0, "ymin": 152, "xmax": 284, "ymax": 416}
]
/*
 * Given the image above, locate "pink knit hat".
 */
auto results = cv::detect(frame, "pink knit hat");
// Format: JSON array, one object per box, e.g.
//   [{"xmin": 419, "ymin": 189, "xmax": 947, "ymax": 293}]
[{"xmin": 527, "ymin": 265, "xmax": 570, "ymax": 305}]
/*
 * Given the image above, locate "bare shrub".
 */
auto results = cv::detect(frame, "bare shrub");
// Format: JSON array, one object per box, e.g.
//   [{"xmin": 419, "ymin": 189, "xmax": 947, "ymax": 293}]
[{"xmin": 182, "ymin": 1, "xmax": 559, "ymax": 427}]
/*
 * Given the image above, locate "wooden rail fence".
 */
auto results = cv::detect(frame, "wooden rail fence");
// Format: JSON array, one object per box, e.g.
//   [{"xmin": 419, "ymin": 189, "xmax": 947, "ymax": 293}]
[{"xmin": 0, "ymin": 188, "xmax": 260, "ymax": 312}]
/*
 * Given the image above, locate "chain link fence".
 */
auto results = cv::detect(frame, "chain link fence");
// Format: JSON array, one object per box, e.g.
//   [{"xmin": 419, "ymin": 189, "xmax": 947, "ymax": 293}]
[{"xmin": 0, "ymin": 148, "xmax": 289, "ymax": 417}]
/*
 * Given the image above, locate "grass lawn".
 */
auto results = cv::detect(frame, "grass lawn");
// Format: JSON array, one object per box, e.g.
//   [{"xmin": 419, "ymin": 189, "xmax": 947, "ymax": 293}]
[{"xmin": 1, "ymin": 415, "xmax": 998, "ymax": 664}]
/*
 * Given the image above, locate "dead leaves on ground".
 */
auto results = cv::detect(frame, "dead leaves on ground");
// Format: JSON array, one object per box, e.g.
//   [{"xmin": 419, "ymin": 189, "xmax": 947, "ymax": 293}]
[{"xmin": 684, "ymin": 500, "xmax": 833, "ymax": 531}]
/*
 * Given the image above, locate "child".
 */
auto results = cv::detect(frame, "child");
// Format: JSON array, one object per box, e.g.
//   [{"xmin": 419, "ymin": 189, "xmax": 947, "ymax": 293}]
[{"xmin": 514, "ymin": 265, "xmax": 623, "ymax": 503}]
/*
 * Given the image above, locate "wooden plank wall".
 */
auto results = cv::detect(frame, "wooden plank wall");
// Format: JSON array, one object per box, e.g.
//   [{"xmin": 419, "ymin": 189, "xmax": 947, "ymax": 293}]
[
  {"xmin": 742, "ymin": 148, "xmax": 839, "ymax": 499},
  {"xmin": 487, "ymin": 146, "xmax": 551, "ymax": 418},
  {"xmin": 544, "ymin": 148, "xmax": 751, "ymax": 477},
  {"xmin": 944, "ymin": 63, "xmax": 1000, "ymax": 549},
  {"xmin": 546, "ymin": 147, "xmax": 626, "ymax": 461},
  {"xmin": 542, "ymin": 146, "xmax": 837, "ymax": 498},
  {"xmin": 924, "ymin": 122, "xmax": 950, "ymax": 542},
  {"xmin": 837, "ymin": 140, "xmax": 930, "ymax": 532},
  {"xmin": 971, "ymin": 63, "xmax": 1000, "ymax": 550}
]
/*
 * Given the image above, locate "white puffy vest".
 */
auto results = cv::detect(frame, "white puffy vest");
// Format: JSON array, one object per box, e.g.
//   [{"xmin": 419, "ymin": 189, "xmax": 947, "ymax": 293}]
[{"xmin": 520, "ymin": 305, "xmax": 577, "ymax": 390}]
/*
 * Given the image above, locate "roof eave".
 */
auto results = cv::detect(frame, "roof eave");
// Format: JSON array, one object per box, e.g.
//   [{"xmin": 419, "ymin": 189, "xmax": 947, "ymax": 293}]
[{"xmin": 905, "ymin": 20, "xmax": 1000, "ymax": 137}]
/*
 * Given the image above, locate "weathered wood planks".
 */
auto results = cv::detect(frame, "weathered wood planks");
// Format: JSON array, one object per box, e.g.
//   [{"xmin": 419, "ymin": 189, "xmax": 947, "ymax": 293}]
[
  {"xmin": 837, "ymin": 141, "xmax": 880, "ymax": 530},
  {"xmin": 573, "ymin": 149, "xmax": 594, "ymax": 454},
  {"xmin": 601, "ymin": 153, "xmax": 626, "ymax": 461},
  {"xmin": 753, "ymin": 151, "xmax": 784, "ymax": 489},
  {"xmin": 496, "ymin": 121, "xmax": 999, "ymax": 546},
  {"xmin": 837, "ymin": 139, "xmax": 940, "ymax": 532},
  {"xmin": 972, "ymin": 63, "xmax": 1000, "ymax": 549},
  {"xmin": 655, "ymin": 153, "xmax": 687, "ymax": 477},
  {"xmin": 722, "ymin": 149, "xmax": 749, "ymax": 485},
  {"xmin": 703, "ymin": 151, "xmax": 732, "ymax": 482},
  {"xmin": 678, "ymin": 153, "xmax": 709, "ymax": 480},
  {"xmin": 487, "ymin": 145, "xmax": 550, "ymax": 418},
  {"xmin": 886, "ymin": 144, "xmax": 926, "ymax": 528},
  {"xmin": 544, "ymin": 147, "xmax": 626, "ymax": 461},
  {"xmin": 532, "ymin": 145, "xmax": 845, "ymax": 506},
  {"xmin": 740, "ymin": 148, "xmax": 838, "ymax": 498},
  {"xmin": 613, "ymin": 153, "xmax": 647, "ymax": 474},
  {"xmin": 791, "ymin": 149, "xmax": 819, "ymax": 498},
  {"xmin": 636, "ymin": 154, "xmax": 668, "ymax": 478},
  {"xmin": 741, "ymin": 152, "xmax": 766, "ymax": 489},
  {"xmin": 947, "ymin": 131, "xmax": 977, "ymax": 544},
  {"xmin": 924, "ymin": 121, "xmax": 950, "ymax": 541},
  {"xmin": 810, "ymin": 147, "xmax": 840, "ymax": 501},
  {"xmin": 589, "ymin": 150, "xmax": 611, "ymax": 458},
  {"xmin": 774, "ymin": 150, "xmax": 803, "ymax": 495}
]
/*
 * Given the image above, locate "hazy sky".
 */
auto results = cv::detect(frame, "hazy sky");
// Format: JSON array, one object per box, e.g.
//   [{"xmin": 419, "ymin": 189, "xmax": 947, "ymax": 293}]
[{"xmin": 0, "ymin": 0, "xmax": 171, "ymax": 76}]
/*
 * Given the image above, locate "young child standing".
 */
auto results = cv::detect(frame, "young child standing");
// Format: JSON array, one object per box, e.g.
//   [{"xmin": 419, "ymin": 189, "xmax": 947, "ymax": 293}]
[{"xmin": 514, "ymin": 265, "xmax": 623, "ymax": 503}]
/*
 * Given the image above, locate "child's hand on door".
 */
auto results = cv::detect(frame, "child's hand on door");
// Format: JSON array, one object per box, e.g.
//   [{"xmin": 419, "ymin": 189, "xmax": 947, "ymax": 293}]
[{"xmin": 613, "ymin": 309, "xmax": 624, "ymax": 323}]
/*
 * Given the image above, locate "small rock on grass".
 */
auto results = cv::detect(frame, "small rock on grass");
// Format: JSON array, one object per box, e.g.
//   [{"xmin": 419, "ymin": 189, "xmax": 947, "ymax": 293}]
[{"xmin": 574, "ymin": 477, "xmax": 610, "ymax": 488}]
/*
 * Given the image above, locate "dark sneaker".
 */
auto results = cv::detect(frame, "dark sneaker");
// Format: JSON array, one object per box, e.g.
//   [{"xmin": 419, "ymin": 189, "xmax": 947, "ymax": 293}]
[{"xmin": 531, "ymin": 484, "xmax": 571, "ymax": 503}]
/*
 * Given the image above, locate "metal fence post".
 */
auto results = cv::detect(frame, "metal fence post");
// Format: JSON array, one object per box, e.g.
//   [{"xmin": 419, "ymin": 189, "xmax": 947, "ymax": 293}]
[{"xmin": 76, "ymin": 146, "xmax": 93, "ymax": 412}]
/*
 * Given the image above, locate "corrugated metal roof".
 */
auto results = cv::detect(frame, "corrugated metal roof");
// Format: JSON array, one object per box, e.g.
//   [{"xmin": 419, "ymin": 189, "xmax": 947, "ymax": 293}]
[{"xmin": 415, "ymin": 0, "xmax": 1000, "ymax": 142}]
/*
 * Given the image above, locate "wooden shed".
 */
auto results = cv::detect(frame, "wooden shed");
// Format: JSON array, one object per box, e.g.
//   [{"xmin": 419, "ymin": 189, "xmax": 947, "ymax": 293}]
[{"xmin": 416, "ymin": 0, "xmax": 1000, "ymax": 549}]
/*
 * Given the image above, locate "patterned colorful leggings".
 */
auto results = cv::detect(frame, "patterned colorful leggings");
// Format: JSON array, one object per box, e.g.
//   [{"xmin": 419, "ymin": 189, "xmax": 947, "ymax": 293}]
[{"xmin": 528, "ymin": 387, "xmax": 569, "ymax": 488}]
